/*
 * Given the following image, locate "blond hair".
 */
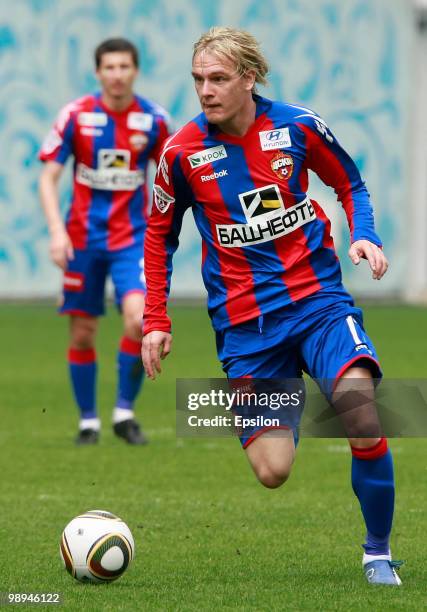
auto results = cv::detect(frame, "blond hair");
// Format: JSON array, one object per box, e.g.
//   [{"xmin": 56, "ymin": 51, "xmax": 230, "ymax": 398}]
[{"xmin": 193, "ymin": 27, "xmax": 269, "ymax": 90}]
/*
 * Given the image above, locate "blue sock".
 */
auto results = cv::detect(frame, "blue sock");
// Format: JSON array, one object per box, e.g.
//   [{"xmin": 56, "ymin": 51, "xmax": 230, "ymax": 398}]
[
  {"xmin": 351, "ymin": 438, "xmax": 395, "ymax": 556},
  {"xmin": 68, "ymin": 348, "xmax": 97, "ymax": 419},
  {"xmin": 116, "ymin": 337, "xmax": 144, "ymax": 410}
]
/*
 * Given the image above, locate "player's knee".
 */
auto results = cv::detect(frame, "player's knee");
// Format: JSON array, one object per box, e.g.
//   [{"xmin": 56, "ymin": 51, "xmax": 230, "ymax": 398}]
[
  {"xmin": 349, "ymin": 436, "xmax": 381, "ymax": 449},
  {"xmin": 72, "ymin": 333, "xmax": 94, "ymax": 350},
  {"xmin": 71, "ymin": 318, "xmax": 97, "ymax": 350},
  {"xmin": 346, "ymin": 421, "xmax": 382, "ymax": 439},
  {"xmin": 122, "ymin": 310, "xmax": 143, "ymax": 341},
  {"xmin": 124, "ymin": 318, "xmax": 142, "ymax": 342},
  {"xmin": 256, "ymin": 463, "xmax": 292, "ymax": 489},
  {"xmin": 122, "ymin": 294, "xmax": 145, "ymax": 340}
]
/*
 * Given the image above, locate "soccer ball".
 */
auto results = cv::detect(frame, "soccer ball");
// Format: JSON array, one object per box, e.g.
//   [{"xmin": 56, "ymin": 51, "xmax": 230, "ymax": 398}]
[{"xmin": 60, "ymin": 510, "xmax": 135, "ymax": 583}]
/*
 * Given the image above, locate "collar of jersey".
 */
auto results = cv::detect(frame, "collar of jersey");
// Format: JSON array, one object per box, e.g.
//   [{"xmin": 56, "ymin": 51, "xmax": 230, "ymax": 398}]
[
  {"xmin": 95, "ymin": 93, "xmax": 140, "ymax": 118},
  {"xmin": 207, "ymin": 94, "xmax": 272, "ymax": 144}
]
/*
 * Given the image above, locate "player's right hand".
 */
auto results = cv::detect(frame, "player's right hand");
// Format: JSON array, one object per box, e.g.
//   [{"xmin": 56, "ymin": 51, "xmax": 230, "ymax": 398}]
[
  {"xmin": 142, "ymin": 331, "xmax": 172, "ymax": 380},
  {"xmin": 50, "ymin": 229, "xmax": 74, "ymax": 270}
]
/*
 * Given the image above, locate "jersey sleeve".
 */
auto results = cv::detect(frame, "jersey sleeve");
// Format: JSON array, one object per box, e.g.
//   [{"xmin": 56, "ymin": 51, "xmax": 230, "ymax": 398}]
[
  {"xmin": 38, "ymin": 103, "xmax": 76, "ymax": 164},
  {"xmin": 296, "ymin": 114, "xmax": 382, "ymax": 246},
  {"xmin": 143, "ymin": 146, "xmax": 192, "ymax": 335},
  {"xmin": 149, "ymin": 110, "xmax": 174, "ymax": 164}
]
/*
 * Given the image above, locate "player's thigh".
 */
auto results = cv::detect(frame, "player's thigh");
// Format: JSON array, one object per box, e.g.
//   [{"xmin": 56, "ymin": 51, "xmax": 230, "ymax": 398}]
[
  {"xmin": 301, "ymin": 308, "xmax": 381, "ymax": 393},
  {"xmin": 301, "ymin": 309, "xmax": 382, "ymax": 438},
  {"xmin": 110, "ymin": 245, "xmax": 145, "ymax": 318},
  {"xmin": 61, "ymin": 249, "xmax": 108, "ymax": 317},
  {"xmin": 222, "ymin": 327, "xmax": 303, "ymax": 466}
]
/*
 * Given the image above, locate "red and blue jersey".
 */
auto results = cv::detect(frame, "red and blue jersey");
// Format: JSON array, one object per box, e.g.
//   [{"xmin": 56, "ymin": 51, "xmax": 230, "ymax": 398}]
[
  {"xmin": 39, "ymin": 93, "xmax": 171, "ymax": 251},
  {"xmin": 143, "ymin": 95, "xmax": 382, "ymax": 334}
]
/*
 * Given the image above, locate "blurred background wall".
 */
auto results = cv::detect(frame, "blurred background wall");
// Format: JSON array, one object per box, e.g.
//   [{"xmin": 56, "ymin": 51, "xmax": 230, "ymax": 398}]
[{"xmin": 0, "ymin": 0, "xmax": 425, "ymax": 299}]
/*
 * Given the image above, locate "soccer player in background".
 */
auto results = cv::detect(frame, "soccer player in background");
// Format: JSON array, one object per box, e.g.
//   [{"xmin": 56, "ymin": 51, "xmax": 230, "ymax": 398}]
[
  {"xmin": 141, "ymin": 28, "xmax": 402, "ymax": 585},
  {"xmin": 39, "ymin": 38, "xmax": 171, "ymax": 445}
]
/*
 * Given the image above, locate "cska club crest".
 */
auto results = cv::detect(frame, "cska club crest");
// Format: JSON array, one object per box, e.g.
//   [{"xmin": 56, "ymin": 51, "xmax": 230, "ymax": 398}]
[{"xmin": 270, "ymin": 152, "xmax": 294, "ymax": 180}]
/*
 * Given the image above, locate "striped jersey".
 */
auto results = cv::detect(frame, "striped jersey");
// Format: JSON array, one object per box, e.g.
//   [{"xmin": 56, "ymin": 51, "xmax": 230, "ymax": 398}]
[
  {"xmin": 39, "ymin": 93, "xmax": 171, "ymax": 251},
  {"xmin": 143, "ymin": 95, "xmax": 382, "ymax": 334}
]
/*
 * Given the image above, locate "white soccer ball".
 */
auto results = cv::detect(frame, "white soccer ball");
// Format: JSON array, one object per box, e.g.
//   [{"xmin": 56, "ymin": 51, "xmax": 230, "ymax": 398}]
[{"xmin": 60, "ymin": 510, "xmax": 135, "ymax": 583}]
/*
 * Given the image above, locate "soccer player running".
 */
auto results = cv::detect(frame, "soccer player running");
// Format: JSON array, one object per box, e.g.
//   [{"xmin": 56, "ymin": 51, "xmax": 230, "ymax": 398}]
[
  {"xmin": 39, "ymin": 38, "xmax": 171, "ymax": 445},
  {"xmin": 141, "ymin": 28, "xmax": 402, "ymax": 585}
]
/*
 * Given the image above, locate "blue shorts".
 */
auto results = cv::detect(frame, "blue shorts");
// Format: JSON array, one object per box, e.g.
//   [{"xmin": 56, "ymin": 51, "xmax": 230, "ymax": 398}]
[
  {"xmin": 60, "ymin": 244, "xmax": 145, "ymax": 317},
  {"xmin": 215, "ymin": 287, "xmax": 381, "ymax": 448}
]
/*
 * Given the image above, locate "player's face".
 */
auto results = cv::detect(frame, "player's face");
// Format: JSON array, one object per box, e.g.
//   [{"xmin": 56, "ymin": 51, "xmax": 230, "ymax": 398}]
[
  {"xmin": 192, "ymin": 51, "xmax": 255, "ymax": 129},
  {"xmin": 96, "ymin": 51, "xmax": 138, "ymax": 100}
]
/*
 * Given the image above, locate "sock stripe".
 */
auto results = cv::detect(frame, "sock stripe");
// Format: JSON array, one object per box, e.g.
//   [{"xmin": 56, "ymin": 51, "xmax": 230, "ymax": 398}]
[
  {"xmin": 351, "ymin": 437, "xmax": 388, "ymax": 460},
  {"xmin": 68, "ymin": 347, "xmax": 96, "ymax": 365},
  {"xmin": 120, "ymin": 336, "xmax": 142, "ymax": 356}
]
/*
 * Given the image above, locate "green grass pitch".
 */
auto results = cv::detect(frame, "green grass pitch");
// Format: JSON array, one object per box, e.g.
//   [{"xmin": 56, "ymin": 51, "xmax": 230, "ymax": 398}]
[{"xmin": 0, "ymin": 303, "xmax": 426, "ymax": 611}]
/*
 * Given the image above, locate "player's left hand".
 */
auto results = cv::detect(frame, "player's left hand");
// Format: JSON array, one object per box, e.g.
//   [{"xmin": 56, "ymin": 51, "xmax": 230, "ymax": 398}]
[{"xmin": 348, "ymin": 240, "xmax": 388, "ymax": 280}]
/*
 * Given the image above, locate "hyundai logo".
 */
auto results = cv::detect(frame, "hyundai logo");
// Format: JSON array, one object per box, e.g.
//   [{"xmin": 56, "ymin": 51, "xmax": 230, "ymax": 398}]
[{"xmin": 266, "ymin": 130, "xmax": 283, "ymax": 141}]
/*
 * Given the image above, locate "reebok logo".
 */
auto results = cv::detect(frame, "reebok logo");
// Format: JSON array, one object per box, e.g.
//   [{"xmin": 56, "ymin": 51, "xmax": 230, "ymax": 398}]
[
  {"xmin": 188, "ymin": 145, "xmax": 227, "ymax": 168},
  {"xmin": 201, "ymin": 169, "xmax": 228, "ymax": 182}
]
